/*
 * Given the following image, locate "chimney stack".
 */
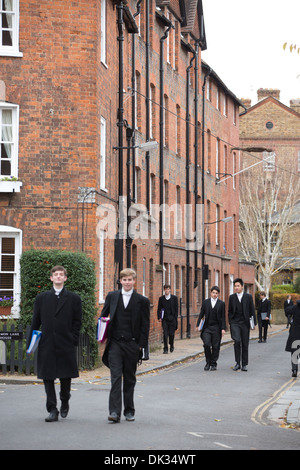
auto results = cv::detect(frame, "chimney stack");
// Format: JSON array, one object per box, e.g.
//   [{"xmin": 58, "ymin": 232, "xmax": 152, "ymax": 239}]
[
  {"xmin": 240, "ymin": 98, "xmax": 252, "ymax": 109},
  {"xmin": 257, "ymin": 88, "xmax": 280, "ymax": 102},
  {"xmin": 290, "ymin": 99, "xmax": 300, "ymax": 115}
]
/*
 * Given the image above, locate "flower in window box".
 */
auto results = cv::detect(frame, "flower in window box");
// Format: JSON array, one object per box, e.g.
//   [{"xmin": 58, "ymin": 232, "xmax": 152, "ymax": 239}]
[{"xmin": 0, "ymin": 296, "xmax": 14, "ymax": 316}]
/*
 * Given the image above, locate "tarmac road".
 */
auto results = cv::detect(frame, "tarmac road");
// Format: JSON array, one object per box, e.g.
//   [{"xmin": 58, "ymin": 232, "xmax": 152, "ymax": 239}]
[{"xmin": 0, "ymin": 328, "xmax": 299, "ymax": 451}]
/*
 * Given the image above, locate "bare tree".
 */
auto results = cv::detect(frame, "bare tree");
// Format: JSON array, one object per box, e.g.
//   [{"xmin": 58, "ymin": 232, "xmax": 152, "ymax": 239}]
[{"xmin": 239, "ymin": 156, "xmax": 300, "ymax": 296}]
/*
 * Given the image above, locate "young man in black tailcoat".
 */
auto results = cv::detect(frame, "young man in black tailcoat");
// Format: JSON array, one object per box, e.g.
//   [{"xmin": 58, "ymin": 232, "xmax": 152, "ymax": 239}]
[
  {"xmin": 100, "ymin": 268, "xmax": 150, "ymax": 423},
  {"xmin": 197, "ymin": 286, "xmax": 226, "ymax": 371},
  {"xmin": 228, "ymin": 278, "xmax": 255, "ymax": 371}
]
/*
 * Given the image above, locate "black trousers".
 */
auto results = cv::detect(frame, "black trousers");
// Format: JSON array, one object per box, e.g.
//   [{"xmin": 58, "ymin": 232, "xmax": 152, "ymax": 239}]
[
  {"xmin": 108, "ymin": 339, "xmax": 140, "ymax": 417},
  {"xmin": 43, "ymin": 378, "xmax": 71, "ymax": 412},
  {"xmin": 201, "ymin": 325, "xmax": 221, "ymax": 366},
  {"xmin": 162, "ymin": 320, "xmax": 175, "ymax": 351},
  {"xmin": 258, "ymin": 317, "xmax": 269, "ymax": 341},
  {"xmin": 230, "ymin": 322, "xmax": 250, "ymax": 367}
]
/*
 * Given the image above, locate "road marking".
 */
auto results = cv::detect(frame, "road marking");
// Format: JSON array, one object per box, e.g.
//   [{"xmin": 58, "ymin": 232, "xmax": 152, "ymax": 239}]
[
  {"xmin": 187, "ymin": 432, "xmax": 248, "ymax": 438},
  {"xmin": 214, "ymin": 441, "xmax": 232, "ymax": 449},
  {"xmin": 251, "ymin": 378, "xmax": 296, "ymax": 426}
]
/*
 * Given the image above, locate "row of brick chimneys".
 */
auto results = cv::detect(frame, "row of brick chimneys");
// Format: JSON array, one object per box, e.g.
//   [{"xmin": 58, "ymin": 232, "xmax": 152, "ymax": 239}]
[{"xmin": 240, "ymin": 88, "xmax": 300, "ymax": 114}]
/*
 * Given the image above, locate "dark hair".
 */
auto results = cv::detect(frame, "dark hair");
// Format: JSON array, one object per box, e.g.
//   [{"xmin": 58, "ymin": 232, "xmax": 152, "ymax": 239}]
[
  {"xmin": 50, "ymin": 265, "xmax": 67, "ymax": 276},
  {"xmin": 210, "ymin": 285, "xmax": 220, "ymax": 293},
  {"xmin": 164, "ymin": 284, "xmax": 171, "ymax": 289},
  {"xmin": 233, "ymin": 278, "xmax": 244, "ymax": 286},
  {"xmin": 260, "ymin": 291, "xmax": 266, "ymax": 297}
]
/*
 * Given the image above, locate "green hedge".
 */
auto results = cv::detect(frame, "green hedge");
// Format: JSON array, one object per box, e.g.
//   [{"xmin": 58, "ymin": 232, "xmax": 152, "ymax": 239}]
[
  {"xmin": 271, "ymin": 284, "xmax": 295, "ymax": 294},
  {"xmin": 255, "ymin": 289, "xmax": 300, "ymax": 309},
  {"xmin": 18, "ymin": 249, "xmax": 99, "ymax": 366}
]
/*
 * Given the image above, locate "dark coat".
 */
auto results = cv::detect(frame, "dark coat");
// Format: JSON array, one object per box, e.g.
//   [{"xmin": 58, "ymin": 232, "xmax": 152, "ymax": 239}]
[
  {"xmin": 27, "ymin": 288, "xmax": 82, "ymax": 380},
  {"xmin": 284, "ymin": 299, "xmax": 294, "ymax": 316},
  {"xmin": 257, "ymin": 298, "xmax": 271, "ymax": 320},
  {"xmin": 100, "ymin": 290, "xmax": 150, "ymax": 368},
  {"xmin": 228, "ymin": 292, "xmax": 256, "ymax": 326},
  {"xmin": 285, "ymin": 301, "xmax": 300, "ymax": 353},
  {"xmin": 196, "ymin": 298, "xmax": 226, "ymax": 337},
  {"xmin": 157, "ymin": 294, "xmax": 178, "ymax": 332}
]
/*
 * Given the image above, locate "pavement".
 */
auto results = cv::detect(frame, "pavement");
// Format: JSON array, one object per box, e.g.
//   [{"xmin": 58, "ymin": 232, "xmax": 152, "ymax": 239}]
[{"xmin": 1, "ymin": 323, "xmax": 299, "ymax": 427}]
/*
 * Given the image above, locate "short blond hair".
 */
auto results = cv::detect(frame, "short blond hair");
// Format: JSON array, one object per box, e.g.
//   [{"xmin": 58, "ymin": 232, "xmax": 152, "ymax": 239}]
[{"xmin": 120, "ymin": 268, "xmax": 136, "ymax": 279}]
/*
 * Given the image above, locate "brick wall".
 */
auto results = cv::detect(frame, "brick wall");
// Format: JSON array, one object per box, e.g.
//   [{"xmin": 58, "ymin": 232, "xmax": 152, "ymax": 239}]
[{"xmin": 0, "ymin": 0, "xmax": 252, "ymax": 347}]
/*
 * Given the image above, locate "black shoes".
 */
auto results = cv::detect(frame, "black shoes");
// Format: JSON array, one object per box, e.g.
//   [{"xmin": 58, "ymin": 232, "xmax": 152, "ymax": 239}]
[
  {"xmin": 60, "ymin": 401, "xmax": 69, "ymax": 418},
  {"xmin": 45, "ymin": 401, "xmax": 70, "ymax": 422},
  {"xmin": 292, "ymin": 370, "xmax": 297, "ymax": 378},
  {"xmin": 45, "ymin": 409, "xmax": 59, "ymax": 422},
  {"xmin": 108, "ymin": 412, "xmax": 120, "ymax": 423},
  {"xmin": 108, "ymin": 412, "xmax": 135, "ymax": 422},
  {"xmin": 125, "ymin": 413, "xmax": 135, "ymax": 422},
  {"xmin": 204, "ymin": 363, "xmax": 217, "ymax": 371},
  {"xmin": 233, "ymin": 363, "xmax": 248, "ymax": 371}
]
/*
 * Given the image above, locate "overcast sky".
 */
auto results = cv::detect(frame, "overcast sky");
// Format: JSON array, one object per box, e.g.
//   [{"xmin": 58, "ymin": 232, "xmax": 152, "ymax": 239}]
[{"xmin": 201, "ymin": 0, "xmax": 300, "ymax": 107}]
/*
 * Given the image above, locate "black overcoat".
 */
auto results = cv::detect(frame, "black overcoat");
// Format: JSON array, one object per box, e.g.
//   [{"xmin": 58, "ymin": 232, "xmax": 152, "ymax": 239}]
[
  {"xmin": 285, "ymin": 301, "xmax": 300, "ymax": 353},
  {"xmin": 27, "ymin": 288, "xmax": 82, "ymax": 380}
]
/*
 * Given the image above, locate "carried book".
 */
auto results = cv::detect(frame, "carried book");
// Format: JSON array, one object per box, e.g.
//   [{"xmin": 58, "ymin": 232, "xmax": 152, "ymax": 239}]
[
  {"xmin": 198, "ymin": 318, "xmax": 205, "ymax": 331},
  {"xmin": 27, "ymin": 330, "xmax": 42, "ymax": 354},
  {"xmin": 250, "ymin": 316, "xmax": 255, "ymax": 329},
  {"xmin": 97, "ymin": 317, "xmax": 110, "ymax": 343}
]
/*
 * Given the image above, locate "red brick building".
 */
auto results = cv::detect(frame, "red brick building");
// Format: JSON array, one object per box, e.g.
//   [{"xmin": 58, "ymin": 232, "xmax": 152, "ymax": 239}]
[{"xmin": 0, "ymin": 0, "xmax": 253, "ymax": 345}]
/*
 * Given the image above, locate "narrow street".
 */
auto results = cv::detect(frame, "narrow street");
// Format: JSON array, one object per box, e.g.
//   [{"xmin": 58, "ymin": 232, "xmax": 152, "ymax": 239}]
[{"xmin": 0, "ymin": 329, "xmax": 299, "ymax": 451}]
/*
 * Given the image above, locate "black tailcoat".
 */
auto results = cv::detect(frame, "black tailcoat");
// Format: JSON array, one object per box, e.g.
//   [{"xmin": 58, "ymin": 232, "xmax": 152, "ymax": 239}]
[
  {"xmin": 100, "ymin": 290, "xmax": 150, "ymax": 368},
  {"xmin": 228, "ymin": 292, "xmax": 255, "ymax": 326},
  {"xmin": 157, "ymin": 294, "xmax": 178, "ymax": 333},
  {"xmin": 197, "ymin": 298, "xmax": 226, "ymax": 337},
  {"xmin": 27, "ymin": 288, "xmax": 82, "ymax": 380}
]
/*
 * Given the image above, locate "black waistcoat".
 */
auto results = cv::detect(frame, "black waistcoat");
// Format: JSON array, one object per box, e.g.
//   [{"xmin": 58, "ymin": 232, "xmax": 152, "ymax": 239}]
[
  {"xmin": 207, "ymin": 303, "xmax": 218, "ymax": 326},
  {"xmin": 112, "ymin": 294, "xmax": 133, "ymax": 341},
  {"xmin": 235, "ymin": 297, "xmax": 244, "ymax": 322}
]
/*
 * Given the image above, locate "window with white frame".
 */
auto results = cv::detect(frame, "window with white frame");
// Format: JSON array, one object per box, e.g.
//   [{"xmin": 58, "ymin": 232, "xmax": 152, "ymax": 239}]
[
  {"xmin": 0, "ymin": 226, "xmax": 22, "ymax": 316},
  {"xmin": 0, "ymin": 103, "xmax": 19, "ymax": 178},
  {"xmin": 142, "ymin": 257, "xmax": 146, "ymax": 297},
  {"xmin": 99, "ymin": 229, "xmax": 105, "ymax": 303},
  {"xmin": 100, "ymin": 0, "xmax": 106, "ymax": 65},
  {"xmin": 100, "ymin": 116, "xmax": 106, "ymax": 190},
  {"xmin": 263, "ymin": 151, "xmax": 275, "ymax": 171},
  {"xmin": 0, "ymin": 0, "xmax": 22, "ymax": 57}
]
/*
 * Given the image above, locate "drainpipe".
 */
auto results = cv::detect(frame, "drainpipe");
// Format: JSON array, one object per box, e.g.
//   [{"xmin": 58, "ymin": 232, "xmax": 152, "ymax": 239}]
[
  {"xmin": 145, "ymin": 0, "xmax": 150, "ymax": 213},
  {"xmin": 116, "ymin": 1, "xmax": 125, "ymax": 281},
  {"xmin": 194, "ymin": 41, "xmax": 199, "ymax": 288},
  {"xmin": 186, "ymin": 46, "xmax": 196, "ymax": 339},
  {"xmin": 201, "ymin": 66, "xmax": 212, "ymax": 301},
  {"xmin": 131, "ymin": 0, "xmax": 142, "ymax": 203},
  {"xmin": 159, "ymin": 17, "xmax": 173, "ymax": 267}
]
